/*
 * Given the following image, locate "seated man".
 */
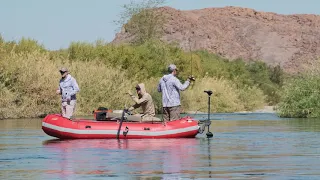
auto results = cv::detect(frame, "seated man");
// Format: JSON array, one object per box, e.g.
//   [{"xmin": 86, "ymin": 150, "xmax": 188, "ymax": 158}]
[{"xmin": 127, "ymin": 83, "xmax": 160, "ymax": 122}]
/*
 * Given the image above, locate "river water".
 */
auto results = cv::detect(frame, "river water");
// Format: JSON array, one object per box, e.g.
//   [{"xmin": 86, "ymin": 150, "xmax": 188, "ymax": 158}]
[{"xmin": 1, "ymin": 113, "xmax": 320, "ymax": 179}]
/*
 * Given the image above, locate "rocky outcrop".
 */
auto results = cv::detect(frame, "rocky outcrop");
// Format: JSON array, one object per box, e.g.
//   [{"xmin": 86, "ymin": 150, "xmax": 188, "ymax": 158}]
[{"xmin": 113, "ymin": 6, "xmax": 320, "ymax": 73}]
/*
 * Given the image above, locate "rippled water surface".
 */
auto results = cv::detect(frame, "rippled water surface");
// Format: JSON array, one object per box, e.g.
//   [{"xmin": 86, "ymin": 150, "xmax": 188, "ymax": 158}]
[{"xmin": 1, "ymin": 113, "xmax": 320, "ymax": 179}]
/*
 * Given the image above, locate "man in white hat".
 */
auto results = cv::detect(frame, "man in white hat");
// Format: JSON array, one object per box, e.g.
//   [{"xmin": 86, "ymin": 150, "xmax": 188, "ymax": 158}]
[
  {"xmin": 157, "ymin": 64, "xmax": 195, "ymax": 121},
  {"xmin": 56, "ymin": 67, "xmax": 80, "ymax": 119}
]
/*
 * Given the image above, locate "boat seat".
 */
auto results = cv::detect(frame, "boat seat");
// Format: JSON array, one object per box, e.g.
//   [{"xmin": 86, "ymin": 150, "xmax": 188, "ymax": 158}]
[
  {"xmin": 141, "ymin": 116, "xmax": 162, "ymax": 122},
  {"xmin": 108, "ymin": 113, "xmax": 162, "ymax": 122}
]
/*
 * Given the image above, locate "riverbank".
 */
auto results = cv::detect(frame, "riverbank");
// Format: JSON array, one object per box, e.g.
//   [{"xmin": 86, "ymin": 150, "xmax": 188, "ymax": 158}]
[
  {"xmin": 0, "ymin": 105, "xmax": 276, "ymax": 120},
  {"xmin": 0, "ymin": 37, "xmax": 284, "ymax": 119},
  {"xmin": 186, "ymin": 106, "xmax": 276, "ymax": 114},
  {"xmin": 236, "ymin": 106, "xmax": 276, "ymax": 113},
  {"xmin": 114, "ymin": 106, "xmax": 277, "ymax": 115}
]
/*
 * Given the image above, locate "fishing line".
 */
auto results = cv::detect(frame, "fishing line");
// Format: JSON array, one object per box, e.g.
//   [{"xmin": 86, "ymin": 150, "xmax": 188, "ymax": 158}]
[
  {"xmin": 160, "ymin": 42, "xmax": 165, "ymax": 122},
  {"xmin": 188, "ymin": 37, "xmax": 195, "ymax": 89},
  {"xmin": 189, "ymin": 37, "xmax": 192, "ymax": 76}
]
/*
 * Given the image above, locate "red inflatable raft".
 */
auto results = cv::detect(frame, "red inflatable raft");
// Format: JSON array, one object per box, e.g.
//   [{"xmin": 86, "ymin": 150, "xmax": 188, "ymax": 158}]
[{"xmin": 42, "ymin": 114, "xmax": 200, "ymax": 139}]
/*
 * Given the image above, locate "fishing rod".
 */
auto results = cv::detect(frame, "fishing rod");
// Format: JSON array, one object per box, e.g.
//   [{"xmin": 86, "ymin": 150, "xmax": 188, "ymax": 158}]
[
  {"xmin": 188, "ymin": 37, "xmax": 196, "ymax": 86},
  {"xmin": 189, "ymin": 37, "xmax": 193, "ymax": 77},
  {"xmin": 160, "ymin": 40, "xmax": 166, "ymax": 123}
]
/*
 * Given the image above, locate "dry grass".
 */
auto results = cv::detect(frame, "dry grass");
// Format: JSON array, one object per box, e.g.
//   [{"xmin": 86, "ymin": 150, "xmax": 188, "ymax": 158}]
[
  {"xmin": 0, "ymin": 51, "xmax": 137, "ymax": 118},
  {"xmin": 182, "ymin": 77, "xmax": 242, "ymax": 113},
  {"xmin": 71, "ymin": 60, "xmax": 137, "ymax": 114},
  {"xmin": 0, "ymin": 39, "xmax": 268, "ymax": 119},
  {"xmin": 141, "ymin": 76, "xmax": 265, "ymax": 114},
  {"xmin": 181, "ymin": 77, "xmax": 265, "ymax": 113},
  {"xmin": 0, "ymin": 51, "xmax": 59, "ymax": 118}
]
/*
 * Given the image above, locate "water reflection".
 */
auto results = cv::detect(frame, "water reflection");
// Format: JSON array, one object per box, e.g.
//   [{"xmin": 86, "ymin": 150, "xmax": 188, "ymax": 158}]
[
  {"xmin": 1, "ymin": 114, "xmax": 320, "ymax": 179},
  {"xmin": 0, "ymin": 118, "xmax": 42, "ymax": 129},
  {"xmin": 42, "ymin": 138, "xmax": 202, "ymax": 179}
]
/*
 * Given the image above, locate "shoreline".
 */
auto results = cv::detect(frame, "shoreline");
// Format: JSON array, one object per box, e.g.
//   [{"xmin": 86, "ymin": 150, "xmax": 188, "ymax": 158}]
[
  {"xmin": 185, "ymin": 106, "xmax": 276, "ymax": 114},
  {"xmin": 234, "ymin": 106, "xmax": 276, "ymax": 114},
  {"xmin": 0, "ymin": 106, "xmax": 276, "ymax": 120}
]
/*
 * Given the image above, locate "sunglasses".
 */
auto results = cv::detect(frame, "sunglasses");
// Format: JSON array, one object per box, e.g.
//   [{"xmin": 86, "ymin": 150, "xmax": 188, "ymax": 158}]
[
  {"xmin": 135, "ymin": 87, "xmax": 141, "ymax": 90},
  {"xmin": 59, "ymin": 71, "xmax": 66, "ymax": 74}
]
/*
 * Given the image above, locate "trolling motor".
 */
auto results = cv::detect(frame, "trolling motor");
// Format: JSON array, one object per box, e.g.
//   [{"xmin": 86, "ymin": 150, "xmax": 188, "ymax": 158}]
[
  {"xmin": 116, "ymin": 109, "xmax": 130, "ymax": 139},
  {"xmin": 204, "ymin": 90, "xmax": 213, "ymax": 138}
]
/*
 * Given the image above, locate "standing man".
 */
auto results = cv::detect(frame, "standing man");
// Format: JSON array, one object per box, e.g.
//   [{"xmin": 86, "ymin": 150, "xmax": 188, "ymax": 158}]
[
  {"xmin": 157, "ymin": 64, "xmax": 195, "ymax": 121},
  {"xmin": 56, "ymin": 67, "xmax": 80, "ymax": 119}
]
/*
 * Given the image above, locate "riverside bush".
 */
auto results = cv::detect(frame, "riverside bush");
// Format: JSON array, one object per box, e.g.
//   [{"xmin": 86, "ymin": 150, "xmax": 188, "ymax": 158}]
[
  {"xmin": 197, "ymin": 51, "xmax": 284, "ymax": 104},
  {"xmin": 0, "ymin": 36, "xmax": 276, "ymax": 118},
  {"xmin": 277, "ymin": 75, "xmax": 320, "ymax": 118}
]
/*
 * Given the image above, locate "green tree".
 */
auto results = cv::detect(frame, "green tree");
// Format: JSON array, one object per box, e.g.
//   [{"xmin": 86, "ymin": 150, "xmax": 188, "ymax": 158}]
[{"xmin": 114, "ymin": 0, "xmax": 167, "ymax": 44}]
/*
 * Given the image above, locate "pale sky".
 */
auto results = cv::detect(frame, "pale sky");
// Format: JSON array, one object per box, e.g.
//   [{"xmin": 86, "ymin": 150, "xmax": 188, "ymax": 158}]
[{"xmin": 1, "ymin": 0, "xmax": 319, "ymax": 50}]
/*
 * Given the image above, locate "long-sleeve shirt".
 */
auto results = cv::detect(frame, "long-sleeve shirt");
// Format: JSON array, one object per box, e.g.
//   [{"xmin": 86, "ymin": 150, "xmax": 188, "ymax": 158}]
[
  {"xmin": 157, "ymin": 74, "xmax": 190, "ymax": 107},
  {"xmin": 59, "ymin": 74, "xmax": 80, "ymax": 102}
]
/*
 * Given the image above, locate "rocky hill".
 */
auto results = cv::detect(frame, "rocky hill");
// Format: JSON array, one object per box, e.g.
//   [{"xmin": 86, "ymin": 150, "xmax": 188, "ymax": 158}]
[{"xmin": 112, "ymin": 6, "xmax": 320, "ymax": 73}]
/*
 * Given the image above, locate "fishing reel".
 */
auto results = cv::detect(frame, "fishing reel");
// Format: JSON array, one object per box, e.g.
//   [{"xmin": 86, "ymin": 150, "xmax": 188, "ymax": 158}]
[
  {"xmin": 124, "ymin": 109, "xmax": 133, "ymax": 116},
  {"xmin": 188, "ymin": 75, "xmax": 196, "ymax": 81}
]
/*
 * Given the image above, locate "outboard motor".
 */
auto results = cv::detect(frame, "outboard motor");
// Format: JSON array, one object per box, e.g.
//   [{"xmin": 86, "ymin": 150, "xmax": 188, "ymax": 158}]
[
  {"xmin": 198, "ymin": 90, "xmax": 214, "ymax": 138},
  {"xmin": 198, "ymin": 122, "xmax": 206, "ymax": 134}
]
